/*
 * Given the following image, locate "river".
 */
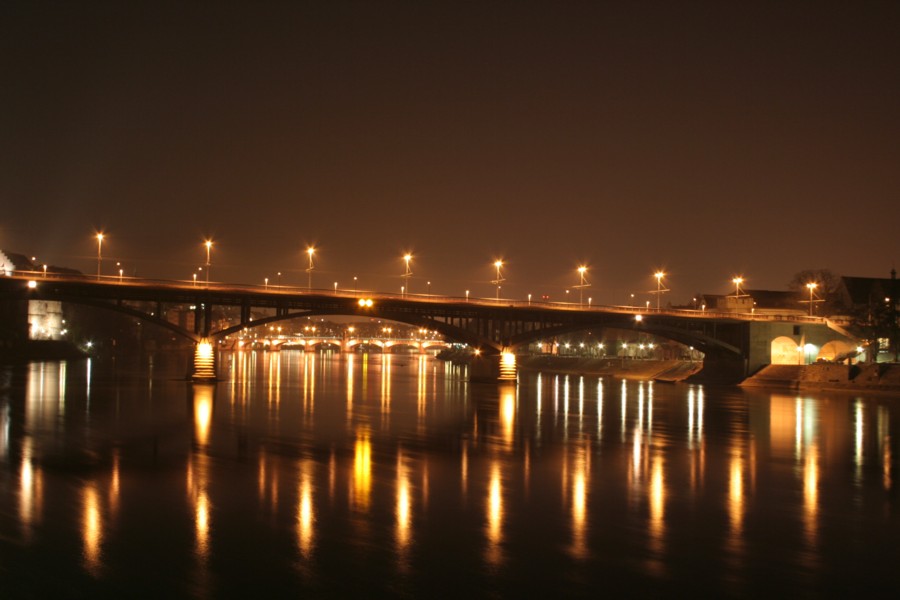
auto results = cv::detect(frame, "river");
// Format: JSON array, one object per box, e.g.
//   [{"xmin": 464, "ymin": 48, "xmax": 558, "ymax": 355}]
[{"xmin": 1, "ymin": 350, "xmax": 898, "ymax": 597}]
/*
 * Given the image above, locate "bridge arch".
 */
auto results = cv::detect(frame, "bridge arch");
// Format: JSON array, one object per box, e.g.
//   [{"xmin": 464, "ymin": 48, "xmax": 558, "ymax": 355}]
[
  {"xmin": 212, "ymin": 308, "xmax": 504, "ymax": 353},
  {"xmin": 770, "ymin": 336, "xmax": 801, "ymax": 365},
  {"xmin": 35, "ymin": 296, "xmax": 201, "ymax": 343},
  {"xmin": 507, "ymin": 320, "xmax": 739, "ymax": 358},
  {"xmin": 213, "ymin": 309, "xmax": 745, "ymax": 359},
  {"xmin": 818, "ymin": 340, "xmax": 855, "ymax": 362}
]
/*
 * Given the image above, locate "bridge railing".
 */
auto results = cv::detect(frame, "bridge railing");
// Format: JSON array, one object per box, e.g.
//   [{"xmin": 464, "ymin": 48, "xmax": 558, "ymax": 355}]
[{"xmin": 6, "ymin": 270, "xmax": 846, "ymax": 325}]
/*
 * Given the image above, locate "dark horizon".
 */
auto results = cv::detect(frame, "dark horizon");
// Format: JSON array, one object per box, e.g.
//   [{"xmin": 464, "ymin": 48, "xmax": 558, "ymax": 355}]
[{"xmin": 2, "ymin": 2, "xmax": 898, "ymax": 303}]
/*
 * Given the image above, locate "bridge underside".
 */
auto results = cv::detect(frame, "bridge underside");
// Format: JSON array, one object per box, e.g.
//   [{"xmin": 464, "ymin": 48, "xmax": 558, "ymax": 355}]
[{"xmin": 1, "ymin": 278, "xmax": 853, "ymax": 380}]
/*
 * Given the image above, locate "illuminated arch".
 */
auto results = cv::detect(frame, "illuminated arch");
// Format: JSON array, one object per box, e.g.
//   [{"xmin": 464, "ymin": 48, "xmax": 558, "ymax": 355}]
[
  {"xmin": 771, "ymin": 336, "xmax": 802, "ymax": 365},
  {"xmin": 818, "ymin": 340, "xmax": 855, "ymax": 362}
]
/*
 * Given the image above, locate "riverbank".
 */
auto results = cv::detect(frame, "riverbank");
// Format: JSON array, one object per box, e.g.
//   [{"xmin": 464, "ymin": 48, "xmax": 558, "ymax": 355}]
[
  {"xmin": 741, "ymin": 362, "xmax": 900, "ymax": 394},
  {"xmin": 516, "ymin": 356, "xmax": 702, "ymax": 381}
]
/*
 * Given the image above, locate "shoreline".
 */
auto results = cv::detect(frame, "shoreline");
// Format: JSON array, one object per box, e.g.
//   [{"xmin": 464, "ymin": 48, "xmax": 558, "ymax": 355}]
[
  {"xmin": 513, "ymin": 355, "xmax": 900, "ymax": 395},
  {"xmin": 741, "ymin": 362, "xmax": 900, "ymax": 395}
]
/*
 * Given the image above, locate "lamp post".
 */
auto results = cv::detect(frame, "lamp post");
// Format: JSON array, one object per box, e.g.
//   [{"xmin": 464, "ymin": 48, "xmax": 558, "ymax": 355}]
[
  {"xmin": 95, "ymin": 232, "xmax": 104, "ymax": 280},
  {"xmin": 806, "ymin": 282, "xmax": 818, "ymax": 316},
  {"xmin": 574, "ymin": 265, "xmax": 590, "ymax": 306},
  {"xmin": 732, "ymin": 276, "xmax": 745, "ymax": 297},
  {"xmin": 306, "ymin": 247, "xmax": 315, "ymax": 290},
  {"xmin": 653, "ymin": 271, "xmax": 668, "ymax": 311},
  {"xmin": 204, "ymin": 240, "xmax": 212, "ymax": 285},
  {"xmin": 492, "ymin": 260, "xmax": 505, "ymax": 300},
  {"xmin": 402, "ymin": 253, "xmax": 412, "ymax": 296}
]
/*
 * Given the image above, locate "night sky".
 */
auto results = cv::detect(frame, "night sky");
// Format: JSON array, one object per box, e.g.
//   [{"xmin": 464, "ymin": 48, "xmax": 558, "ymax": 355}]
[{"xmin": 2, "ymin": 2, "xmax": 898, "ymax": 305}]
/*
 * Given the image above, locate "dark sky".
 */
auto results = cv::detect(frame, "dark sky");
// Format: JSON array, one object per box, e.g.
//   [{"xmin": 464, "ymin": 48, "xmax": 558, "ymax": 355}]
[{"xmin": 2, "ymin": 1, "xmax": 898, "ymax": 304}]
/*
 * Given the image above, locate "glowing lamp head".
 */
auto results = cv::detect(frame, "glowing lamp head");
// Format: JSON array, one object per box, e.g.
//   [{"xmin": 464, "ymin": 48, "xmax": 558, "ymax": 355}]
[
  {"xmin": 806, "ymin": 282, "xmax": 817, "ymax": 291},
  {"xmin": 494, "ymin": 260, "xmax": 503, "ymax": 268},
  {"xmin": 578, "ymin": 266, "xmax": 587, "ymax": 274},
  {"xmin": 654, "ymin": 271, "xmax": 664, "ymax": 282},
  {"xmin": 27, "ymin": 280, "xmax": 37, "ymax": 289},
  {"xmin": 635, "ymin": 314, "xmax": 643, "ymax": 322},
  {"xmin": 733, "ymin": 276, "xmax": 743, "ymax": 285}
]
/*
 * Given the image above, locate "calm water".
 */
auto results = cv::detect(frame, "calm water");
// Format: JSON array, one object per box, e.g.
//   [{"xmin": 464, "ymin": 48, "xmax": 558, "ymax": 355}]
[{"xmin": 2, "ymin": 351, "xmax": 899, "ymax": 598}]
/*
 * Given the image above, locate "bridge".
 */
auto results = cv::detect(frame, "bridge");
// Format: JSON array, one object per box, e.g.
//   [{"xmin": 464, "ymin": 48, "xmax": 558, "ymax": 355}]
[
  {"xmin": 231, "ymin": 334, "xmax": 450, "ymax": 354},
  {"xmin": 0, "ymin": 273, "xmax": 855, "ymax": 382}
]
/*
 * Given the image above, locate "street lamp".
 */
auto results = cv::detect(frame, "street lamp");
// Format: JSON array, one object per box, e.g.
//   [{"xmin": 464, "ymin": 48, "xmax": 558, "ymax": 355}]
[
  {"xmin": 204, "ymin": 240, "xmax": 213, "ymax": 284},
  {"xmin": 732, "ymin": 276, "xmax": 746, "ymax": 297},
  {"xmin": 492, "ymin": 260, "xmax": 505, "ymax": 300},
  {"xmin": 806, "ymin": 282, "xmax": 818, "ymax": 316},
  {"xmin": 574, "ymin": 265, "xmax": 590, "ymax": 306},
  {"xmin": 306, "ymin": 247, "xmax": 315, "ymax": 290},
  {"xmin": 653, "ymin": 270, "xmax": 668, "ymax": 311},
  {"xmin": 402, "ymin": 253, "xmax": 413, "ymax": 295},
  {"xmin": 95, "ymin": 232, "xmax": 104, "ymax": 280},
  {"xmin": 465, "ymin": 289, "xmax": 470, "ymax": 302}
]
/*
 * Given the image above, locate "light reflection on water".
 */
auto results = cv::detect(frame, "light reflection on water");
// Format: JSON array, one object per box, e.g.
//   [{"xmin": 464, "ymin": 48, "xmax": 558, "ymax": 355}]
[{"xmin": 1, "ymin": 351, "xmax": 899, "ymax": 596}]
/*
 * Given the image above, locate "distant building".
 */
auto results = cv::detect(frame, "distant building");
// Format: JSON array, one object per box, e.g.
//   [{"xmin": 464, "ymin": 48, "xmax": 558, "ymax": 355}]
[
  {"xmin": 0, "ymin": 249, "xmax": 82, "ymax": 277},
  {"xmin": 836, "ymin": 271, "xmax": 899, "ymax": 362},
  {"xmin": 837, "ymin": 271, "xmax": 899, "ymax": 312},
  {"xmin": 0, "ymin": 249, "xmax": 36, "ymax": 275}
]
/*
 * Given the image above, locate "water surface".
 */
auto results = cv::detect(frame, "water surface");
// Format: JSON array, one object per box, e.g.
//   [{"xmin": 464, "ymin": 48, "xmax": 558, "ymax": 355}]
[{"xmin": 1, "ymin": 351, "xmax": 899, "ymax": 597}]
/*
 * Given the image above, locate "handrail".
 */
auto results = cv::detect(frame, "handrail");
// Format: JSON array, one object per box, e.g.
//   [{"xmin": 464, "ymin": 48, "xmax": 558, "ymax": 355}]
[{"xmin": 3, "ymin": 271, "xmax": 846, "ymax": 324}]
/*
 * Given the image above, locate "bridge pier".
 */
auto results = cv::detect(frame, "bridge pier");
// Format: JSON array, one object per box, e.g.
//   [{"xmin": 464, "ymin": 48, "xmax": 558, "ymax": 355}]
[
  {"xmin": 470, "ymin": 349, "xmax": 517, "ymax": 383},
  {"xmin": 0, "ymin": 293, "xmax": 28, "ymax": 358},
  {"xmin": 190, "ymin": 337, "xmax": 218, "ymax": 381}
]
